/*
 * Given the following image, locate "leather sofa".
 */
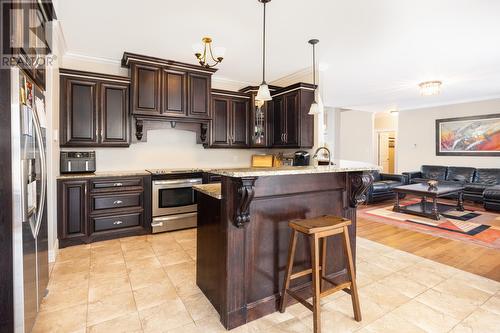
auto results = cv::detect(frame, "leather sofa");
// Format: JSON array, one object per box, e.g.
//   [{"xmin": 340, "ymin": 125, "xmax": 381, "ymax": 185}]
[
  {"xmin": 403, "ymin": 165, "xmax": 500, "ymax": 211},
  {"xmin": 365, "ymin": 171, "xmax": 408, "ymax": 204}
]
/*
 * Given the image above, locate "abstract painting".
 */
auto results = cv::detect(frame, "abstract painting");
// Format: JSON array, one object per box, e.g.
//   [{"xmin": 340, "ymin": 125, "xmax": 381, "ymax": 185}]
[{"xmin": 436, "ymin": 114, "xmax": 500, "ymax": 156}]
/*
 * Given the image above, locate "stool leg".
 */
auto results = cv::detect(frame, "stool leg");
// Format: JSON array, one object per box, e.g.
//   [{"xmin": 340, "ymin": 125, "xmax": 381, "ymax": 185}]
[
  {"xmin": 280, "ymin": 229, "xmax": 297, "ymax": 313},
  {"xmin": 311, "ymin": 234, "xmax": 322, "ymax": 333},
  {"xmin": 321, "ymin": 237, "xmax": 327, "ymax": 292},
  {"xmin": 342, "ymin": 226, "xmax": 362, "ymax": 322}
]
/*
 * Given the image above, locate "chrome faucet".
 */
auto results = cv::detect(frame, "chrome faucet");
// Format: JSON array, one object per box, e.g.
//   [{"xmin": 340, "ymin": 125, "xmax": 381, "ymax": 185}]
[{"xmin": 312, "ymin": 146, "xmax": 331, "ymax": 166}]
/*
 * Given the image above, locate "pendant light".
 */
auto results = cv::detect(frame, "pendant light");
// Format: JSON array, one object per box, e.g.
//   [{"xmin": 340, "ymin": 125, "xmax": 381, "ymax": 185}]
[
  {"xmin": 255, "ymin": 0, "xmax": 272, "ymax": 101},
  {"xmin": 308, "ymin": 39, "xmax": 321, "ymax": 115}
]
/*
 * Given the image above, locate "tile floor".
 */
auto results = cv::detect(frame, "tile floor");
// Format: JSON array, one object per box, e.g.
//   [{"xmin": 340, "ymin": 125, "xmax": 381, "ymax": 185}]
[{"xmin": 34, "ymin": 229, "xmax": 500, "ymax": 333}]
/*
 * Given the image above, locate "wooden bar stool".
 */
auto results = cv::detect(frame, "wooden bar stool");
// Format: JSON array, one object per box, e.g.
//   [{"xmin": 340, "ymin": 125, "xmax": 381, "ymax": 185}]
[{"xmin": 279, "ymin": 215, "xmax": 361, "ymax": 333}]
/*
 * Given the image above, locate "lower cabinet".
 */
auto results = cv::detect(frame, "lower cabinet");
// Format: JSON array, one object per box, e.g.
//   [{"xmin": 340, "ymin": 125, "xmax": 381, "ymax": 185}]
[{"xmin": 58, "ymin": 175, "xmax": 151, "ymax": 248}]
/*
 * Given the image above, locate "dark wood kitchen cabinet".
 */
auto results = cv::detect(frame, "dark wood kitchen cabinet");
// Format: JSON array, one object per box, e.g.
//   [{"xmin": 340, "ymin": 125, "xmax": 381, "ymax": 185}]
[
  {"xmin": 210, "ymin": 90, "xmax": 250, "ymax": 148},
  {"xmin": 123, "ymin": 53, "xmax": 215, "ymax": 121},
  {"xmin": 57, "ymin": 175, "xmax": 151, "ymax": 248},
  {"xmin": 270, "ymin": 83, "xmax": 315, "ymax": 148},
  {"xmin": 162, "ymin": 69, "xmax": 187, "ymax": 117},
  {"xmin": 131, "ymin": 63, "xmax": 161, "ymax": 115},
  {"xmin": 188, "ymin": 73, "xmax": 211, "ymax": 119},
  {"xmin": 60, "ymin": 69, "xmax": 130, "ymax": 147},
  {"xmin": 58, "ymin": 180, "xmax": 88, "ymax": 243}
]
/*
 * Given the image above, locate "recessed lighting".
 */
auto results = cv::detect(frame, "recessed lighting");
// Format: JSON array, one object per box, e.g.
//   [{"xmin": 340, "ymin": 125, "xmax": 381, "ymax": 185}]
[{"xmin": 419, "ymin": 80, "xmax": 442, "ymax": 96}]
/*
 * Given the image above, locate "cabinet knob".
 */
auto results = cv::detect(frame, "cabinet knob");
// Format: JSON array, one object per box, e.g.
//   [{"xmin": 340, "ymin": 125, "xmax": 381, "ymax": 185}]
[
  {"xmin": 113, "ymin": 221, "xmax": 123, "ymax": 225},
  {"xmin": 113, "ymin": 200, "xmax": 123, "ymax": 205}
]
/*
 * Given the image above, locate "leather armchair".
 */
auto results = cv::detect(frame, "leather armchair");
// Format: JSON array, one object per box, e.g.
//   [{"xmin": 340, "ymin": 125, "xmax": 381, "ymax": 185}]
[{"xmin": 366, "ymin": 171, "xmax": 408, "ymax": 204}]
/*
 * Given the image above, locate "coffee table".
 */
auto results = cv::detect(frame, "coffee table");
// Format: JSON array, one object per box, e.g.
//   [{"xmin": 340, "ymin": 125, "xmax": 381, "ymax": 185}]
[{"xmin": 393, "ymin": 183, "xmax": 465, "ymax": 220}]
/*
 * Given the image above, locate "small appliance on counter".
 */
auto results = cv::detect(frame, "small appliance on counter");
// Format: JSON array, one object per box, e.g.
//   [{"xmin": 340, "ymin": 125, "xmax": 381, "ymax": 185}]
[
  {"xmin": 293, "ymin": 150, "xmax": 310, "ymax": 166},
  {"xmin": 60, "ymin": 151, "xmax": 96, "ymax": 173}
]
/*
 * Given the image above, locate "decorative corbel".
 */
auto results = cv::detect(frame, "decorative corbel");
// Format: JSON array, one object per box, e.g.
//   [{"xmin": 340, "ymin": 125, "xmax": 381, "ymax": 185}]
[
  {"xmin": 349, "ymin": 172, "xmax": 374, "ymax": 208},
  {"xmin": 135, "ymin": 119, "xmax": 144, "ymax": 140},
  {"xmin": 200, "ymin": 123, "xmax": 208, "ymax": 143},
  {"xmin": 234, "ymin": 177, "xmax": 257, "ymax": 228}
]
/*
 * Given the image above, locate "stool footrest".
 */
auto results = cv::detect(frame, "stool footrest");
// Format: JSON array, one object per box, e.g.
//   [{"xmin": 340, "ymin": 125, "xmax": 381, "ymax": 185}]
[
  {"xmin": 322, "ymin": 277, "xmax": 352, "ymax": 295},
  {"xmin": 320, "ymin": 282, "xmax": 352, "ymax": 298},
  {"xmin": 285, "ymin": 289, "xmax": 313, "ymax": 312},
  {"xmin": 290, "ymin": 267, "xmax": 322, "ymax": 280}
]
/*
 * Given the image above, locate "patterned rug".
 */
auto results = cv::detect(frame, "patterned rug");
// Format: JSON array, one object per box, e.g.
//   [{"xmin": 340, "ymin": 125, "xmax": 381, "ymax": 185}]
[{"xmin": 359, "ymin": 199, "xmax": 500, "ymax": 249}]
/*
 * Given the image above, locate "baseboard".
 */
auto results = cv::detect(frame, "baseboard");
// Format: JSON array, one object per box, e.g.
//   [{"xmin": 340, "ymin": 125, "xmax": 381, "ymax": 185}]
[{"xmin": 48, "ymin": 239, "xmax": 59, "ymax": 263}]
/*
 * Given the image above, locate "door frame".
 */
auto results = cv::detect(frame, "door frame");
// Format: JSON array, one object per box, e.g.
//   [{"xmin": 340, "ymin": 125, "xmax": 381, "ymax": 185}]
[{"xmin": 374, "ymin": 129, "xmax": 398, "ymax": 173}]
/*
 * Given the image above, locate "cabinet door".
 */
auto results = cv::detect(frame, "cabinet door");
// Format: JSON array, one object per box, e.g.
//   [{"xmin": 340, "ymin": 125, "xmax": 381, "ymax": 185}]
[
  {"xmin": 58, "ymin": 180, "xmax": 88, "ymax": 243},
  {"xmin": 100, "ymin": 83, "xmax": 130, "ymax": 146},
  {"xmin": 284, "ymin": 92, "xmax": 299, "ymax": 146},
  {"xmin": 188, "ymin": 73, "xmax": 210, "ymax": 118},
  {"xmin": 211, "ymin": 97, "xmax": 231, "ymax": 147},
  {"xmin": 162, "ymin": 69, "xmax": 187, "ymax": 117},
  {"xmin": 271, "ymin": 96, "xmax": 285, "ymax": 146},
  {"xmin": 61, "ymin": 77, "xmax": 98, "ymax": 146},
  {"xmin": 131, "ymin": 63, "xmax": 161, "ymax": 115},
  {"xmin": 231, "ymin": 99, "xmax": 249, "ymax": 147}
]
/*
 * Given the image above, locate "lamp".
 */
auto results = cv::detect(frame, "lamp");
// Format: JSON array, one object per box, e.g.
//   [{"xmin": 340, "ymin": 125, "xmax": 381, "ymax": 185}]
[
  {"xmin": 308, "ymin": 39, "xmax": 322, "ymax": 115},
  {"xmin": 255, "ymin": 0, "xmax": 272, "ymax": 102},
  {"xmin": 193, "ymin": 37, "xmax": 225, "ymax": 68}
]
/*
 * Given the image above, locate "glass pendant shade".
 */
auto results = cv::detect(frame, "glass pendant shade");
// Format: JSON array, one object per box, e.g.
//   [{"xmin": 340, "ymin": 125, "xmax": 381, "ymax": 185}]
[
  {"xmin": 256, "ymin": 83, "xmax": 272, "ymax": 101},
  {"xmin": 308, "ymin": 101, "xmax": 319, "ymax": 115}
]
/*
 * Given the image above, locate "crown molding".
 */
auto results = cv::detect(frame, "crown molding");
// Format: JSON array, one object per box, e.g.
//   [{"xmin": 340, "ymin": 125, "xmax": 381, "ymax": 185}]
[
  {"xmin": 63, "ymin": 52, "xmax": 122, "ymax": 65},
  {"xmin": 270, "ymin": 67, "xmax": 313, "ymax": 87}
]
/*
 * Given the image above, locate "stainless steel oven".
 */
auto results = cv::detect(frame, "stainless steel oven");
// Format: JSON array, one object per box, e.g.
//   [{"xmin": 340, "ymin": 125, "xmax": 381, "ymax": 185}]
[{"xmin": 150, "ymin": 173, "xmax": 202, "ymax": 233}]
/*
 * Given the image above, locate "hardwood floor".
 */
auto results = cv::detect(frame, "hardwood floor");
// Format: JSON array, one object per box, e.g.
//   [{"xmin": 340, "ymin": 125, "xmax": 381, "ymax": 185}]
[{"xmin": 357, "ymin": 207, "xmax": 500, "ymax": 281}]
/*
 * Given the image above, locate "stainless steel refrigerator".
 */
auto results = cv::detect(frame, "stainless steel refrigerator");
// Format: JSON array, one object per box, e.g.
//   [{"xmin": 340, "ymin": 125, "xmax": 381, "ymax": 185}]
[{"xmin": 11, "ymin": 67, "xmax": 49, "ymax": 333}]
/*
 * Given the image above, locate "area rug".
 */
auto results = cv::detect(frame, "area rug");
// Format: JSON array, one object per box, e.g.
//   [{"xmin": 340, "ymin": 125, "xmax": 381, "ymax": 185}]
[{"xmin": 359, "ymin": 199, "xmax": 500, "ymax": 249}]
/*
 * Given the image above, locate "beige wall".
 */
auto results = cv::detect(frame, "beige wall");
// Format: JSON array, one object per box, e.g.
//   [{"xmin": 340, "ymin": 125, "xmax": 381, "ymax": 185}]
[
  {"xmin": 374, "ymin": 113, "xmax": 398, "ymax": 131},
  {"xmin": 397, "ymin": 99, "xmax": 500, "ymax": 172},
  {"xmin": 338, "ymin": 110, "xmax": 375, "ymax": 163}
]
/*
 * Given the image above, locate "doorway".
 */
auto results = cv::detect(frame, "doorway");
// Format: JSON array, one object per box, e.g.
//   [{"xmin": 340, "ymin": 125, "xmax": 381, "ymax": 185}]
[{"xmin": 377, "ymin": 131, "xmax": 396, "ymax": 173}]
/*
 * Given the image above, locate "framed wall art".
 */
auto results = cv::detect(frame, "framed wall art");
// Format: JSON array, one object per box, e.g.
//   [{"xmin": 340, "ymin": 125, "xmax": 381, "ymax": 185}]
[{"xmin": 436, "ymin": 114, "xmax": 500, "ymax": 156}]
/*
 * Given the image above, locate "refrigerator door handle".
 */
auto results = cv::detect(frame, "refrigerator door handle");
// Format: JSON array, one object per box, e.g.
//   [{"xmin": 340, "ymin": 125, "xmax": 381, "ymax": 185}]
[
  {"xmin": 32, "ymin": 108, "xmax": 46, "ymax": 238},
  {"xmin": 20, "ymin": 159, "xmax": 29, "ymax": 222}
]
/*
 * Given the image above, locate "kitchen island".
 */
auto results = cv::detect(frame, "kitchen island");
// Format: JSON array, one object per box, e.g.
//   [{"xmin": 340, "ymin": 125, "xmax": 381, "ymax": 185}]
[{"xmin": 194, "ymin": 161, "xmax": 378, "ymax": 330}]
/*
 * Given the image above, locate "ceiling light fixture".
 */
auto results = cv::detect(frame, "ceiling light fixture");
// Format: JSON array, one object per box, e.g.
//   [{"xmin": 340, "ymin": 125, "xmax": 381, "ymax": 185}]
[
  {"xmin": 390, "ymin": 110, "xmax": 399, "ymax": 116},
  {"xmin": 308, "ymin": 39, "xmax": 323, "ymax": 115},
  {"xmin": 193, "ymin": 37, "xmax": 225, "ymax": 68},
  {"xmin": 419, "ymin": 80, "xmax": 442, "ymax": 96},
  {"xmin": 255, "ymin": 0, "xmax": 272, "ymax": 102}
]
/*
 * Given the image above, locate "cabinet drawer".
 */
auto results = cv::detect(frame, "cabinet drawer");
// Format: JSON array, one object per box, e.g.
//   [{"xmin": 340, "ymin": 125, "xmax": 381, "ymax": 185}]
[
  {"xmin": 91, "ymin": 192, "xmax": 142, "ymax": 212},
  {"xmin": 90, "ymin": 177, "xmax": 143, "ymax": 192},
  {"xmin": 92, "ymin": 213, "xmax": 141, "ymax": 232}
]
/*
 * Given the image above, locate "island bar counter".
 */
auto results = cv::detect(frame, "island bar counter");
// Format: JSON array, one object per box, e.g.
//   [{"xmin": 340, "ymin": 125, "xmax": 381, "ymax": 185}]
[{"xmin": 195, "ymin": 163, "xmax": 377, "ymax": 330}]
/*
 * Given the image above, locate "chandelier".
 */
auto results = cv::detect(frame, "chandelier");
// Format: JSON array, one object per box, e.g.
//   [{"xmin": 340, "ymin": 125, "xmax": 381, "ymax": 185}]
[
  {"xmin": 193, "ymin": 37, "xmax": 225, "ymax": 68},
  {"xmin": 419, "ymin": 80, "xmax": 442, "ymax": 96}
]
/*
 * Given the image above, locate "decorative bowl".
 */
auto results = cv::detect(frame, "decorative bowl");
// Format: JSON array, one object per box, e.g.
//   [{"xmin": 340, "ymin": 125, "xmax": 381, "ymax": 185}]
[{"xmin": 427, "ymin": 180, "xmax": 438, "ymax": 190}]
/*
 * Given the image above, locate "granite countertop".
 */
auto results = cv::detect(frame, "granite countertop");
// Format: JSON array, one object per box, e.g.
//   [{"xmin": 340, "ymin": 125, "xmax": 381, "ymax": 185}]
[
  {"xmin": 209, "ymin": 160, "xmax": 381, "ymax": 177},
  {"xmin": 57, "ymin": 170, "xmax": 150, "ymax": 179},
  {"xmin": 193, "ymin": 183, "xmax": 222, "ymax": 200}
]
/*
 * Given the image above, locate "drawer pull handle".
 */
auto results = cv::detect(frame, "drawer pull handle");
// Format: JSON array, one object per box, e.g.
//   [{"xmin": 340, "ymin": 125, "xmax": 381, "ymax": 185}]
[
  {"xmin": 113, "ymin": 200, "xmax": 123, "ymax": 205},
  {"xmin": 113, "ymin": 221, "xmax": 123, "ymax": 225},
  {"xmin": 113, "ymin": 183, "xmax": 123, "ymax": 187}
]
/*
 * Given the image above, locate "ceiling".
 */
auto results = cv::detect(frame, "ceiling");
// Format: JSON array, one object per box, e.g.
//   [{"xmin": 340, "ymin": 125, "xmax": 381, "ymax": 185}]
[{"xmin": 53, "ymin": 0, "xmax": 500, "ymax": 112}]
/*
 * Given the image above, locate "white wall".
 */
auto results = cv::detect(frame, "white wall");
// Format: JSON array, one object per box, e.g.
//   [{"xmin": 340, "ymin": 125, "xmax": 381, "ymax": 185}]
[
  {"xmin": 397, "ymin": 99, "xmax": 500, "ymax": 172},
  {"xmin": 338, "ymin": 110, "xmax": 374, "ymax": 163}
]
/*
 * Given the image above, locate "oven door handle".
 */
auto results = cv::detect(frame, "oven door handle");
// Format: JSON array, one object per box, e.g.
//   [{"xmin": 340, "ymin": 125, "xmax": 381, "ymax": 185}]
[
  {"xmin": 152, "ymin": 212, "xmax": 197, "ymax": 224},
  {"xmin": 153, "ymin": 179, "xmax": 202, "ymax": 186}
]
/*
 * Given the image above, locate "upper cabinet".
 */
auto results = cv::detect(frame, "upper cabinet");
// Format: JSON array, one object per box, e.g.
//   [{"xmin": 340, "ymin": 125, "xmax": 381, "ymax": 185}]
[
  {"xmin": 123, "ymin": 53, "xmax": 215, "ymax": 120},
  {"xmin": 131, "ymin": 64, "xmax": 161, "ymax": 115},
  {"xmin": 188, "ymin": 73, "xmax": 211, "ymax": 118},
  {"xmin": 269, "ymin": 83, "xmax": 315, "ymax": 148},
  {"xmin": 210, "ymin": 90, "xmax": 250, "ymax": 148},
  {"xmin": 60, "ymin": 69, "xmax": 130, "ymax": 147}
]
